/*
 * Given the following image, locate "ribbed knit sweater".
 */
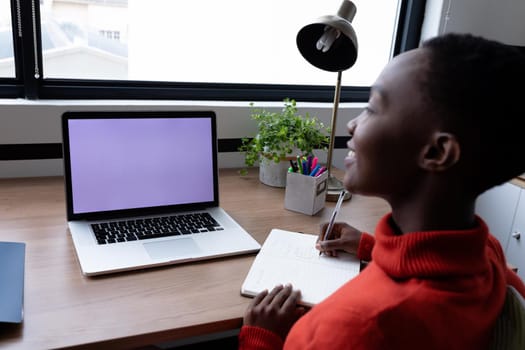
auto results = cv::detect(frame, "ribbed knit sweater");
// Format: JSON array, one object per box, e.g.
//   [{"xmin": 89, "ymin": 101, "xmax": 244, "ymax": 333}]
[{"xmin": 238, "ymin": 214, "xmax": 525, "ymax": 350}]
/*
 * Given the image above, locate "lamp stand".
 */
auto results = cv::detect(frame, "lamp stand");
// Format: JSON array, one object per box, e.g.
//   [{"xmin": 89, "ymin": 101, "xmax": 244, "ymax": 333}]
[{"xmin": 326, "ymin": 71, "xmax": 352, "ymax": 202}]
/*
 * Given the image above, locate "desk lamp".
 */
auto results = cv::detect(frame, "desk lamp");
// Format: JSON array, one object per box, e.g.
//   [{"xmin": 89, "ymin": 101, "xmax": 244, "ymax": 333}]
[{"xmin": 296, "ymin": 0, "xmax": 358, "ymax": 201}]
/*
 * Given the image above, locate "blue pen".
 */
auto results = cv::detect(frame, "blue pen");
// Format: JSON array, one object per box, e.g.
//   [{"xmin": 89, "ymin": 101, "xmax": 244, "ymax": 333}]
[
  {"xmin": 302, "ymin": 160, "xmax": 308, "ymax": 175},
  {"xmin": 307, "ymin": 155, "xmax": 313, "ymax": 174},
  {"xmin": 309, "ymin": 164, "xmax": 321, "ymax": 176}
]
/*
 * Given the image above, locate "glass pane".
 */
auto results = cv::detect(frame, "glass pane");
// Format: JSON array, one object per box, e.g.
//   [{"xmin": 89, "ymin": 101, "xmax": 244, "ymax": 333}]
[
  {"xmin": 41, "ymin": 0, "xmax": 399, "ymax": 87},
  {"xmin": 0, "ymin": 0, "xmax": 15, "ymax": 78}
]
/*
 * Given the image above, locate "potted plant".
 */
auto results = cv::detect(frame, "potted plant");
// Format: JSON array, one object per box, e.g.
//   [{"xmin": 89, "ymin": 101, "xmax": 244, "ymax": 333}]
[{"xmin": 239, "ymin": 98, "xmax": 330, "ymax": 187}]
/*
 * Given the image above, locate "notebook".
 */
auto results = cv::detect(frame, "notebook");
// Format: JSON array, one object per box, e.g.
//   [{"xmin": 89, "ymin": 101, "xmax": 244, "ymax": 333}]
[
  {"xmin": 61, "ymin": 111, "xmax": 261, "ymax": 276},
  {"xmin": 0, "ymin": 242, "xmax": 25, "ymax": 323},
  {"xmin": 241, "ymin": 229, "xmax": 360, "ymax": 307}
]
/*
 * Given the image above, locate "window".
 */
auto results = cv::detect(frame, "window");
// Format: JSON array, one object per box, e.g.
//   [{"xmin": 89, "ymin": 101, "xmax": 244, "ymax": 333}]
[
  {"xmin": 0, "ymin": 0, "xmax": 15, "ymax": 78},
  {"xmin": 0, "ymin": 0, "xmax": 426, "ymax": 101}
]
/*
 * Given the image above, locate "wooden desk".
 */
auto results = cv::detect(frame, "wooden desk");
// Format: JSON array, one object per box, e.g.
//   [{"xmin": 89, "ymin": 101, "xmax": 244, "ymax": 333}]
[{"xmin": 0, "ymin": 169, "xmax": 389, "ymax": 349}]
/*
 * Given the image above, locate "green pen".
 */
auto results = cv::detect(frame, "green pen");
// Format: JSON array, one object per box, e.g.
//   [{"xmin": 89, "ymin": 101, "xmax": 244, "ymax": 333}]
[{"xmin": 297, "ymin": 156, "xmax": 303, "ymax": 174}]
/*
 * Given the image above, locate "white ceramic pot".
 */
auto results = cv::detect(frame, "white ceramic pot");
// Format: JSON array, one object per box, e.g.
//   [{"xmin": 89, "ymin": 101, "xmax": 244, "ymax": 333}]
[{"xmin": 259, "ymin": 156, "xmax": 291, "ymax": 188}]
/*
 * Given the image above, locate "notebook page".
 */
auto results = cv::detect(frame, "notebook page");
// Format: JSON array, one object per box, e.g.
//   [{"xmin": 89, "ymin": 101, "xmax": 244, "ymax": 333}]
[{"xmin": 241, "ymin": 229, "xmax": 360, "ymax": 307}]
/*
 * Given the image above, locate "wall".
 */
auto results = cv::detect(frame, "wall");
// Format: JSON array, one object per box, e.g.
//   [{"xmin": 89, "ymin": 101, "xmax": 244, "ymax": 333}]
[
  {"xmin": 422, "ymin": 0, "xmax": 525, "ymax": 45},
  {"xmin": 0, "ymin": 100, "xmax": 363, "ymax": 177}
]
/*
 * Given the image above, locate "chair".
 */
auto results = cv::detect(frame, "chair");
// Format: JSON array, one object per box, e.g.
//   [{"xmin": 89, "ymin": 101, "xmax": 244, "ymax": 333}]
[{"xmin": 490, "ymin": 285, "xmax": 525, "ymax": 350}]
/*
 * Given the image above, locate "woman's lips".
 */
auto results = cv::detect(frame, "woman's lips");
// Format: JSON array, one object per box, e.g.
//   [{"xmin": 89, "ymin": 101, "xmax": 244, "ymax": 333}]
[{"xmin": 344, "ymin": 150, "xmax": 356, "ymax": 167}]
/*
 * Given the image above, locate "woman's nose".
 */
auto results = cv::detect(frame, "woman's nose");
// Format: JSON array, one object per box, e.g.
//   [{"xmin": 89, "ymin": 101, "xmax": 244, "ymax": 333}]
[
  {"xmin": 347, "ymin": 118, "xmax": 357, "ymax": 135},
  {"xmin": 347, "ymin": 111, "xmax": 365, "ymax": 135}
]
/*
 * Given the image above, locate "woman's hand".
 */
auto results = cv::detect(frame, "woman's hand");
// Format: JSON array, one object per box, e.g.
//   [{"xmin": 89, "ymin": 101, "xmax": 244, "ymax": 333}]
[
  {"xmin": 316, "ymin": 222, "xmax": 362, "ymax": 257},
  {"xmin": 243, "ymin": 284, "xmax": 306, "ymax": 340}
]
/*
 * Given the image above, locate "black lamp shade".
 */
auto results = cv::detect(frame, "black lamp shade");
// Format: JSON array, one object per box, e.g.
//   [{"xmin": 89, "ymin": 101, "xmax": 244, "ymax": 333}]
[{"xmin": 296, "ymin": 1, "xmax": 358, "ymax": 72}]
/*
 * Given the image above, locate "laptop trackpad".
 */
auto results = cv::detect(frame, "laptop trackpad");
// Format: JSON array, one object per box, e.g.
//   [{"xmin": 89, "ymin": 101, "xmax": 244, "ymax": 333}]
[{"xmin": 143, "ymin": 238, "xmax": 201, "ymax": 260}]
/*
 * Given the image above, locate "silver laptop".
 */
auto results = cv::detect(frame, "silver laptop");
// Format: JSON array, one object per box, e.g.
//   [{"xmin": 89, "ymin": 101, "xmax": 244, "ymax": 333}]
[{"xmin": 61, "ymin": 111, "xmax": 260, "ymax": 276}]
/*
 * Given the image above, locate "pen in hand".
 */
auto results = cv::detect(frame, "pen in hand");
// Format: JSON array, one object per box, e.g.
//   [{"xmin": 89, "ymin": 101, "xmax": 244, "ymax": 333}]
[{"xmin": 319, "ymin": 190, "xmax": 347, "ymax": 256}]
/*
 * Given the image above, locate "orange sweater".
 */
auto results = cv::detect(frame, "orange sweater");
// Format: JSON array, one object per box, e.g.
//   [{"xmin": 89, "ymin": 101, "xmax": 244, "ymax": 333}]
[{"xmin": 238, "ymin": 214, "xmax": 525, "ymax": 350}]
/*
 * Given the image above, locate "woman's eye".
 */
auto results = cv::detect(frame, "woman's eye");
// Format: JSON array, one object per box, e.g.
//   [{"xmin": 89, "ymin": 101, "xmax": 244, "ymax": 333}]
[{"xmin": 364, "ymin": 106, "xmax": 374, "ymax": 114}]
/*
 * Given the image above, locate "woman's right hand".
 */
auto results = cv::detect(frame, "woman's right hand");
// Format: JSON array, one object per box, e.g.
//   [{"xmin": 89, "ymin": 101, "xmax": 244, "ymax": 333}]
[
  {"xmin": 316, "ymin": 222, "xmax": 362, "ymax": 257},
  {"xmin": 243, "ymin": 284, "xmax": 305, "ymax": 340}
]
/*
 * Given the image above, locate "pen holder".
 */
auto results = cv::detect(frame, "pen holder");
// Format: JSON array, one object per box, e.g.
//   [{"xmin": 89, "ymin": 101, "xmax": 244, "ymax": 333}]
[{"xmin": 284, "ymin": 171, "xmax": 328, "ymax": 215}]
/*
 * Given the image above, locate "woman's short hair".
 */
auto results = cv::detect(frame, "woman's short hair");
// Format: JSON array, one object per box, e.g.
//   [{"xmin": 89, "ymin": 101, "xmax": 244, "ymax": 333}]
[{"xmin": 421, "ymin": 33, "xmax": 525, "ymax": 191}]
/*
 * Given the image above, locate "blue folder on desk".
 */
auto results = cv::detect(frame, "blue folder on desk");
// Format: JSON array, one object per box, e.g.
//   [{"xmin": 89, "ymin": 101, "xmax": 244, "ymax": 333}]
[{"xmin": 0, "ymin": 242, "xmax": 25, "ymax": 323}]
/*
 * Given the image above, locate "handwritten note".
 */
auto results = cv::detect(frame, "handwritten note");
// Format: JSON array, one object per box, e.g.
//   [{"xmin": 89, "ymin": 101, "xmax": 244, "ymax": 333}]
[{"xmin": 241, "ymin": 229, "xmax": 360, "ymax": 307}]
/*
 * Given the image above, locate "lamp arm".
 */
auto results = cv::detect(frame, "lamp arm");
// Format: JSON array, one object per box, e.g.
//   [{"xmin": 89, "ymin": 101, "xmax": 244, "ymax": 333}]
[{"xmin": 326, "ymin": 70, "xmax": 343, "ymax": 176}]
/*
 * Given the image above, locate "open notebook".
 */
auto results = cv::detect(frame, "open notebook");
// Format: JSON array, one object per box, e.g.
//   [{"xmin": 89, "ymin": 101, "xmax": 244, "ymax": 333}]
[
  {"xmin": 241, "ymin": 229, "xmax": 360, "ymax": 307},
  {"xmin": 62, "ymin": 111, "xmax": 260, "ymax": 276}
]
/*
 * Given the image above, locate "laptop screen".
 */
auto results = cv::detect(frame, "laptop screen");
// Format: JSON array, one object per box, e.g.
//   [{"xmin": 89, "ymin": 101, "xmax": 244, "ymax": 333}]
[{"xmin": 62, "ymin": 111, "xmax": 218, "ymax": 220}]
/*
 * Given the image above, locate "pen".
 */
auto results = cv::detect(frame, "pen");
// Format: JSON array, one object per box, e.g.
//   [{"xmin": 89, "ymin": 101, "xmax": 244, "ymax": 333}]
[
  {"xmin": 311, "ymin": 156, "xmax": 318, "ymax": 171},
  {"xmin": 319, "ymin": 190, "xmax": 347, "ymax": 256},
  {"xmin": 309, "ymin": 164, "xmax": 321, "ymax": 176},
  {"xmin": 289, "ymin": 160, "xmax": 298, "ymax": 172},
  {"xmin": 297, "ymin": 156, "xmax": 303, "ymax": 174},
  {"xmin": 314, "ymin": 166, "xmax": 326, "ymax": 177}
]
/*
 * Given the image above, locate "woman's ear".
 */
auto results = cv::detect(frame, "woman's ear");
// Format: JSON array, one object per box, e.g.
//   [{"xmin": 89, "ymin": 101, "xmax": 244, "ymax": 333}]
[{"xmin": 419, "ymin": 132, "xmax": 461, "ymax": 171}]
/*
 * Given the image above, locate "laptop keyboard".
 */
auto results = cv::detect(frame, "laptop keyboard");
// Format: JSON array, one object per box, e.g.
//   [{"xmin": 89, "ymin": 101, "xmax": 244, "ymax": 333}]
[{"xmin": 91, "ymin": 212, "xmax": 224, "ymax": 245}]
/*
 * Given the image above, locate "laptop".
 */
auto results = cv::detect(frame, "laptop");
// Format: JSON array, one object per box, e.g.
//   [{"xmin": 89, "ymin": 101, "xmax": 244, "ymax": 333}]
[{"xmin": 61, "ymin": 110, "xmax": 261, "ymax": 276}]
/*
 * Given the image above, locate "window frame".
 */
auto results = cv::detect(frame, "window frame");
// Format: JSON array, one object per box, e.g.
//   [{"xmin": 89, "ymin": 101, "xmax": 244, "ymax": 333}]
[{"xmin": 0, "ymin": 0, "xmax": 426, "ymax": 102}]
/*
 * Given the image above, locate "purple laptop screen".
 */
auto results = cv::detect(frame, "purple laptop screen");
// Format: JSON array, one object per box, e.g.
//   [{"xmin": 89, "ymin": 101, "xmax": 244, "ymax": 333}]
[{"xmin": 67, "ymin": 117, "xmax": 215, "ymax": 214}]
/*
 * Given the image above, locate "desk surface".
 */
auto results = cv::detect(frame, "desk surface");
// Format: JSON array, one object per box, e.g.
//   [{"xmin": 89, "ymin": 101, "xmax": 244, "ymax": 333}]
[{"xmin": 0, "ymin": 169, "xmax": 389, "ymax": 349}]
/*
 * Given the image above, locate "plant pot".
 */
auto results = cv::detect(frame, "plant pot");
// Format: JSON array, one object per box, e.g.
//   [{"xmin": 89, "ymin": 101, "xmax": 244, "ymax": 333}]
[{"xmin": 259, "ymin": 156, "xmax": 292, "ymax": 188}]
